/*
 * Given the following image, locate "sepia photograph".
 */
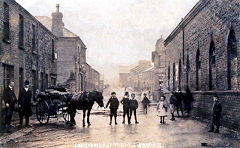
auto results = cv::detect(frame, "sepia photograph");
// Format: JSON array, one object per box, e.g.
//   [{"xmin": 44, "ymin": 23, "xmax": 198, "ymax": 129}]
[{"xmin": 0, "ymin": 0, "xmax": 240, "ymax": 147}]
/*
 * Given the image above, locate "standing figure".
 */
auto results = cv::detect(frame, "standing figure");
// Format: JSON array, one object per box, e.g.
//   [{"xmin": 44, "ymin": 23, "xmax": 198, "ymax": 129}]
[
  {"xmin": 175, "ymin": 91, "xmax": 184, "ymax": 117},
  {"xmin": 2, "ymin": 81, "xmax": 17, "ymax": 129},
  {"xmin": 141, "ymin": 93, "xmax": 151, "ymax": 113},
  {"xmin": 106, "ymin": 92, "xmax": 119, "ymax": 125},
  {"xmin": 18, "ymin": 80, "xmax": 32, "ymax": 127},
  {"xmin": 157, "ymin": 96, "xmax": 167, "ymax": 124},
  {"xmin": 121, "ymin": 92, "xmax": 130, "ymax": 124},
  {"xmin": 208, "ymin": 95, "xmax": 222, "ymax": 133},
  {"xmin": 184, "ymin": 88, "xmax": 194, "ymax": 117},
  {"xmin": 129, "ymin": 93, "xmax": 139, "ymax": 124},
  {"xmin": 169, "ymin": 92, "xmax": 176, "ymax": 120}
]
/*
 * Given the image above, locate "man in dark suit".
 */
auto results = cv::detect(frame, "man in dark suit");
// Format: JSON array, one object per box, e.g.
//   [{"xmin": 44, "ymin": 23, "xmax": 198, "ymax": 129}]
[
  {"xmin": 2, "ymin": 80, "xmax": 17, "ymax": 128},
  {"xmin": 18, "ymin": 80, "xmax": 32, "ymax": 127},
  {"xmin": 208, "ymin": 95, "xmax": 222, "ymax": 133}
]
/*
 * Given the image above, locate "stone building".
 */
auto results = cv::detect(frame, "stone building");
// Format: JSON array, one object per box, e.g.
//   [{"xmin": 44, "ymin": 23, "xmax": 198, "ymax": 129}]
[
  {"xmin": 141, "ymin": 66, "xmax": 155, "ymax": 94},
  {"xmin": 129, "ymin": 60, "xmax": 152, "ymax": 91},
  {"xmin": 164, "ymin": 0, "xmax": 240, "ymax": 130},
  {"xmin": 152, "ymin": 36, "xmax": 167, "ymax": 99},
  {"xmin": 118, "ymin": 66, "xmax": 134, "ymax": 88},
  {"xmin": 0, "ymin": 0, "xmax": 57, "ymax": 127},
  {"xmin": 85, "ymin": 63, "xmax": 101, "ymax": 91},
  {"xmin": 36, "ymin": 4, "xmax": 87, "ymax": 93}
]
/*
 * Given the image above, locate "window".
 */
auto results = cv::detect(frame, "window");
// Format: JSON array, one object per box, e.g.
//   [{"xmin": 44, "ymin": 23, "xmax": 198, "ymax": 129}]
[
  {"xmin": 196, "ymin": 48, "xmax": 201, "ymax": 90},
  {"xmin": 32, "ymin": 24, "xmax": 36, "ymax": 53},
  {"xmin": 19, "ymin": 14, "xmax": 24, "ymax": 48},
  {"xmin": 40, "ymin": 72, "xmax": 44, "ymax": 91},
  {"xmin": 178, "ymin": 59, "xmax": 182, "ymax": 91},
  {"xmin": 52, "ymin": 39, "xmax": 55, "ymax": 61},
  {"xmin": 173, "ymin": 62, "xmax": 176, "ymax": 91},
  {"xmin": 3, "ymin": 2, "xmax": 10, "ymax": 42},
  {"xmin": 168, "ymin": 64, "xmax": 170, "ymax": 90},
  {"xmin": 186, "ymin": 50, "xmax": 190, "ymax": 88},
  {"xmin": 45, "ymin": 74, "xmax": 48, "ymax": 89},
  {"xmin": 209, "ymin": 41, "xmax": 215, "ymax": 90},
  {"xmin": 32, "ymin": 70, "xmax": 37, "ymax": 97},
  {"xmin": 227, "ymin": 28, "xmax": 238, "ymax": 90},
  {"xmin": 3, "ymin": 64, "xmax": 14, "ymax": 89}
]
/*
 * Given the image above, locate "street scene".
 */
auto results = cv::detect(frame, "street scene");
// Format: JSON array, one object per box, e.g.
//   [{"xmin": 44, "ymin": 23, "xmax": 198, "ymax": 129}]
[{"xmin": 1, "ymin": 0, "xmax": 240, "ymax": 147}]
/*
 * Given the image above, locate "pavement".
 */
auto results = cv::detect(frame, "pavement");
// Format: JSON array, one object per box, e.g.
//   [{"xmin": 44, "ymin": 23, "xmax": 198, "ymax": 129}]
[{"xmin": 0, "ymin": 88, "xmax": 240, "ymax": 148}]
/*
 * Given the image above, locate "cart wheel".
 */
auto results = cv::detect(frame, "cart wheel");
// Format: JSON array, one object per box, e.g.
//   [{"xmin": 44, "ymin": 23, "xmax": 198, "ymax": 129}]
[
  {"xmin": 36, "ymin": 100, "xmax": 50, "ymax": 124},
  {"xmin": 62, "ymin": 107, "xmax": 71, "ymax": 122}
]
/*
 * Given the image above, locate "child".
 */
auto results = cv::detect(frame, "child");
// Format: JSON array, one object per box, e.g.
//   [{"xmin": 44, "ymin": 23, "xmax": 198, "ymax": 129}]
[
  {"xmin": 141, "ymin": 93, "xmax": 151, "ymax": 113},
  {"xmin": 129, "ymin": 93, "xmax": 139, "ymax": 124},
  {"xmin": 106, "ymin": 92, "xmax": 119, "ymax": 125},
  {"xmin": 157, "ymin": 96, "xmax": 167, "ymax": 124},
  {"xmin": 121, "ymin": 92, "xmax": 130, "ymax": 124}
]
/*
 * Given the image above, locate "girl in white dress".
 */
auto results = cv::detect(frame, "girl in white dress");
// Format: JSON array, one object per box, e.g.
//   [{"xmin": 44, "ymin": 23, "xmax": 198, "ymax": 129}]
[{"xmin": 157, "ymin": 96, "xmax": 167, "ymax": 124}]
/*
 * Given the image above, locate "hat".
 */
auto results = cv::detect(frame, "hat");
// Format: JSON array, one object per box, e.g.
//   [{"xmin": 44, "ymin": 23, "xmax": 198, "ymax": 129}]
[
  {"xmin": 25, "ymin": 80, "xmax": 30, "ymax": 85},
  {"xmin": 111, "ymin": 92, "xmax": 116, "ymax": 95}
]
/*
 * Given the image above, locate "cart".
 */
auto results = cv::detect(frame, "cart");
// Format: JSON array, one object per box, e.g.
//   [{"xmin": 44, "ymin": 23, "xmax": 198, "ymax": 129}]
[{"xmin": 35, "ymin": 88, "xmax": 72, "ymax": 124}]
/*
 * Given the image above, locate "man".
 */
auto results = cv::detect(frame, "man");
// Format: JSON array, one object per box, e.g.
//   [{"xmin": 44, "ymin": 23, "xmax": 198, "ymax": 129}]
[
  {"xmin": 208, "ymin": 95, "xmax": 222, "ymax": 133},
  {"xmin": 129, "ymin": 93, "xmax": 139, "ymax": 124},
  {"xmin": 106, "ymin": 92, "xmax": 119, "ymax": 125},
  {"xmin": 141, "ymin": 93, "xmax": 150, "ymax": 114},
  {"xmin": 175, "ymin": 91, "xmax": 184, "ymax": 117},
  {"xmin": 121, "ymin": 92, "xmax": 130, "ymax": 124},
  {"xmin": 18, "ymin": 80, "xmax": 32, "ymax": 127},
  {"xmin": 2, "ymin": 81, "xmax": 17, "ymax": 129}
]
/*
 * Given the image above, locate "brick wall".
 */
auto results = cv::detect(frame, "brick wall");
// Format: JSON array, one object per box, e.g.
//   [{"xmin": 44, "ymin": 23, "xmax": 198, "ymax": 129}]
[{"xmin": 164, "ymin": 0, "xmax": 240, "ymax": 130}]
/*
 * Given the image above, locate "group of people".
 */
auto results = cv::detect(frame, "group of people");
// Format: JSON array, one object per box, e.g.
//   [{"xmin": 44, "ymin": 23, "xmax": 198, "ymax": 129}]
[
  {"xmin": 3, "ymin": 80, "xmax": 32, "ymax": 131},
  {"xmin": 105, "ymin": 92, "xmax": 141, "ymax": 125}
]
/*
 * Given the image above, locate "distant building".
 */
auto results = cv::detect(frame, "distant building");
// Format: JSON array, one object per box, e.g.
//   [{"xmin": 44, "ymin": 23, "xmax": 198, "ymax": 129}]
[
  {"xmin": 152, "ymin": 36, "xmax": 167, "ymax": 99},
  {"xmin": 119, "ymin": 66, "xmax": 134, "ymax": 88},
  {"xmin": 85, "ymin": 63, "xmax": 101, "ymax": 91},
  {"xmin": 129, "ymin": 60, "xmax": 152, "ymax": 91},
  {"xmin": 141, "ymin": 66, "xmax": 155, "ymax": 94},
  {"xmin": 99, "ymin": 75, "xmax": 104, "ymax": 92},
  {"xmin": 0, "ymin": 0, "xmax": 57, "ymax": 128},
  {"xmin": 36, "ymin": 4, "xmax": 87, "ymax": 93}
]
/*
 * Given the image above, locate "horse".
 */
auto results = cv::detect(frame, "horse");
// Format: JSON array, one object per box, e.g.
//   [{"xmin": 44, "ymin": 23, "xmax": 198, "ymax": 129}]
[{"xmin": 67, "ymin": 91, "xmax": 104, "ymax": 127}]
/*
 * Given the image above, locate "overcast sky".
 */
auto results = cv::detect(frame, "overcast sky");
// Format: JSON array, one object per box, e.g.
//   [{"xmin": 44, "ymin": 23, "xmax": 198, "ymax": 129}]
[{"xmin": 16, "ymin": 0, "xmax": 198, "ymax": 84}]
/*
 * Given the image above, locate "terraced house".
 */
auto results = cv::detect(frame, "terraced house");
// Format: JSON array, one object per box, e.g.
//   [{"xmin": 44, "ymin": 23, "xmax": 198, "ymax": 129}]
[
  {"xmin": 164, "ymin": 0, "xmax": 240, "ymax": 130},
  {"xmin": 0, "ymin": 0, "xmax": 57, "ymax": 127}
]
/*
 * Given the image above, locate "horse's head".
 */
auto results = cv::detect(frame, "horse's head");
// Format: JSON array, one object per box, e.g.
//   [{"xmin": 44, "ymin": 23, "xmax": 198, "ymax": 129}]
[{"xmin": 89, "ymin": 91, "xmax": 104, "ymax": 107}]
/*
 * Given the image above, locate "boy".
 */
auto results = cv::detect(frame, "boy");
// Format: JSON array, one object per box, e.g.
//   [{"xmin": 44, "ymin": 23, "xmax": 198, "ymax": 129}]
[
  {"xmin": 106, "ymin": 92, "xmax": 119, "ymax": 125},
  {"xmin": 121, "ymin": 92, "xmax": 130, "ymax": 124},
  {"xmin": 208, "ymin": 95, "xmax": 222, "ymax": 133},
  {"xmin": 129, "ymin": 93, "xmax": 139, "ymax": 124},
  {"xmin": 141, "ymin": 93, "xmax": 150, "ymax": 113}
]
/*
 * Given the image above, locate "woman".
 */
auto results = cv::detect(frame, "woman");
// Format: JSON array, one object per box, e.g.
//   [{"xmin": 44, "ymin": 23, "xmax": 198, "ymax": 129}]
[{"xmin": 157, "ymin": 96, "xmax": 167, "ymax": 124}]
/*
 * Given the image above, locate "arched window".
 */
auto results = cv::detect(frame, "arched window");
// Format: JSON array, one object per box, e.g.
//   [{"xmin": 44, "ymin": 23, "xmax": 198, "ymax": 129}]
[
  {"xmin": 173, "ymin": 62, "xmax": 176, "ymax": 91},
  {"xmin": 227, "ymin": 28, "xmax": 238, "ymax": 90},
  {"xmin": 178, "ymin": 59, "xmax": 182, "ymax": 91},
  {"xmin": 196, "ymin": 48, "xmax": 201, "ymax": 90},
  {"xmin": 186, "ymin": 50, "xmax": 190, "ymax": 88},
  {"xmin": 209, "ymin": 41, "xmax": 215, "ymax": 90},
  {"xmin": 168, "ymin": 64, "xmax": 170, "ymax": 90}
]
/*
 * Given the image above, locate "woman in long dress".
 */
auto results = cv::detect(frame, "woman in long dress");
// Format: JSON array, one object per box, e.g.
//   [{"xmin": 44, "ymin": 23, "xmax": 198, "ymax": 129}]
[{"xmin": 157, "ymin": 96, "xmax": 167, "ymax": 124}]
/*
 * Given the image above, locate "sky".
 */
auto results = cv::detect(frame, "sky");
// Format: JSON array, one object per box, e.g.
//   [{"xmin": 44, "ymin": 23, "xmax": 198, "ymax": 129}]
[{"xmin": 16, "ymin": 0, "xmax": 199, "ymax": 84}]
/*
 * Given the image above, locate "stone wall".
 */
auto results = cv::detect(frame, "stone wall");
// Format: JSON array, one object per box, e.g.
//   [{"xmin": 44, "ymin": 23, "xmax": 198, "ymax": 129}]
[
  {"xmin": 0, "ymin": 0, "xmax": 57, "ymax": 127},
  {"xmin": 164, "ymin": 0, "xmax": 240, "ymax": 130}
]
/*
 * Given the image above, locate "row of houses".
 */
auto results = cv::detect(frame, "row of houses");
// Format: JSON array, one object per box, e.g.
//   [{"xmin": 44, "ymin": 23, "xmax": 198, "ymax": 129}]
[
  {"xmin": 0, "ymin": 0, "xmax": 102, "ymax": 128},
  {"xmin": 152, "ymin": 0, "xmax": 240, "ymax": 131}
]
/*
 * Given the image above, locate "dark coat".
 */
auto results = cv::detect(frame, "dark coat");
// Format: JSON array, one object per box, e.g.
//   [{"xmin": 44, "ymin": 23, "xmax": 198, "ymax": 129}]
[
  {"xmin": 18, "ymin": 88, "xmax": 32, "ymax": 116},
  {"xmin": 106, "ymin": 97, "xmax": 119, "ymax": 110},
  {"xmin": 130, "ymin": 99, "xmax": 138, "ymax": 110},
  {"xmin": 121, "ymin": 96, "xmax": 130, "ymax": 109},
  {"xmin": 141, "ymin": 97, "xmax": 150, "ymax": 105},
  {"xmin": 170, "ymin": 95, "xmax": 176, "ymax": 104},
  {"xmin": 2, "ymin": 86, "xmax": 17, "ymax": 106},
  {"xmin": 213, "ymin": 101, "xmax": 222, "ymax": 116}
]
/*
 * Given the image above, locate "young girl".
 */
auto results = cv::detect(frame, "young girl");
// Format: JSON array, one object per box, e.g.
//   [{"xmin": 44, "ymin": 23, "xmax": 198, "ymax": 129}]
[{"xmin": 157, "ymin": 96, "xmax": 167, "ymax": 124}]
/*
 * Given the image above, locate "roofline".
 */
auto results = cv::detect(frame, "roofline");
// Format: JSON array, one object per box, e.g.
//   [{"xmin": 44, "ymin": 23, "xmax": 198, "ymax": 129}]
[
  {"xmin": 164, "ymin": 0, "xmax": 210, "ymax": 46},
  {"xmin": 8, "ymin": 0, "xmax": 57, "ymax": 39}
]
